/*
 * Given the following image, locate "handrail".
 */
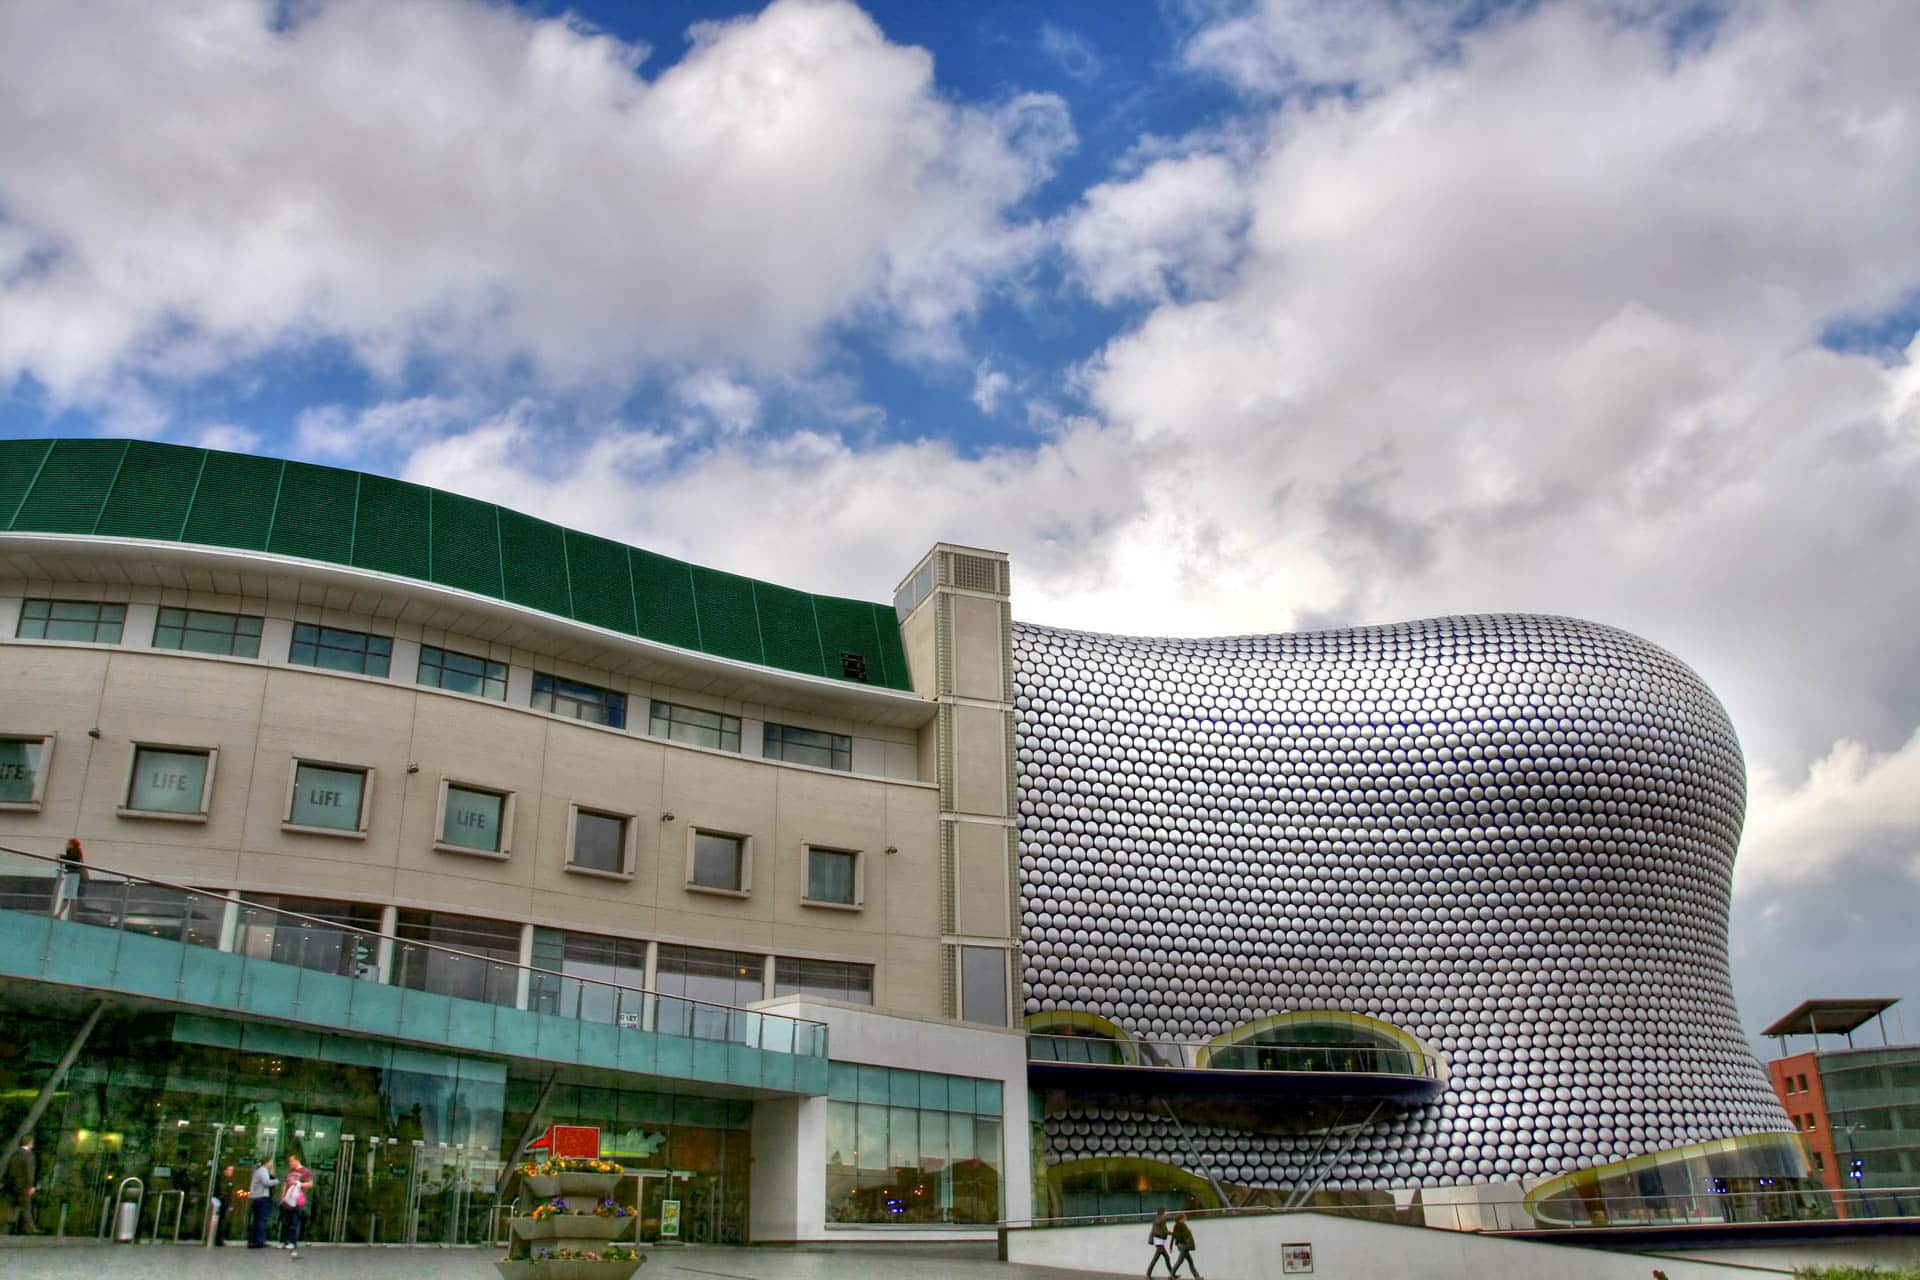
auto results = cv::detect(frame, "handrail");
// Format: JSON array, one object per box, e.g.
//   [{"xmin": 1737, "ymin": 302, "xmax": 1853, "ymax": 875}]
[
  {"xmin": 0, "ymin": 842, "xmax": 827, "ymax": 1056},
  {"xmin": 1028, "ymin": 1032, "xmax": 1443, "ymax": 1081}
]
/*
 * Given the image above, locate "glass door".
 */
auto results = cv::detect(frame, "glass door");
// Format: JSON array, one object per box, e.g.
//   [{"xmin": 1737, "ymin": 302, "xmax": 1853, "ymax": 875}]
[
  {"xmin": 325, "ymin": 1135, "xmax": 358, "ymax": 1243},
  {"xmin": 634, "ymin": 1170, "xmax": 668, "ymax": 1243},
  {"xmin": 361, "ymin": 1136, "xmax": 422, "ymax": 1243}
]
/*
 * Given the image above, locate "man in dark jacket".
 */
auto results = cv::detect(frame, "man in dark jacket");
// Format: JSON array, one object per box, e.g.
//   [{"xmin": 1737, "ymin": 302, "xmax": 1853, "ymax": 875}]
[{"xmin": 0, "ymin": 1136, "xmax": 38, "ymax": 1234}]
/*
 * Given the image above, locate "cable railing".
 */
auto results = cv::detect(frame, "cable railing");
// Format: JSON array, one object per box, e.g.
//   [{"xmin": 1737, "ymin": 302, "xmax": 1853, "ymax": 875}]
[
  {"xmin": 0, "ymin": 843, "xmax": 827, "ymax": 1059},
  {"xmin": 1028, "ymin": 1032, "xmax": 1441, "ymax": 1081},
  {"xmin": 1028, "ymin": 1183, "xmax": 1920, "ymax": 1233}
]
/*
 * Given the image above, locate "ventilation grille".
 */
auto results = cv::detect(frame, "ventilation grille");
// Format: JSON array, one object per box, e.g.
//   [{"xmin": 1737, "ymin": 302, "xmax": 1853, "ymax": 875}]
[{"xmin": 950, "ymin": 552, "xmax": 1002, "ymax": 593}]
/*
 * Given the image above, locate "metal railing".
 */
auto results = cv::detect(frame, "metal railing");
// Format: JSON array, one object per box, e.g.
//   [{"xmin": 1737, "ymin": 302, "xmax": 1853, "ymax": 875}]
[
  {"xmin": 1028, "ymin": 1032, "xmax": 1441, "ymax": 1081},
  {"xmin": 0, "ymin": 844, "xmax": 827, "ymax": 1059},
  {"xmin": 1029, "ymin": 1183, "xmax": 1920, "ymax": 1233}
]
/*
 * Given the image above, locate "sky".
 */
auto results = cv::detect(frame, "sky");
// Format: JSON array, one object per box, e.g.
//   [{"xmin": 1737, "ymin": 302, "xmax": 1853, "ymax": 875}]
[{"xmin": 2, "ymin": 0, "xmax": 1917, "ymax": 1051}]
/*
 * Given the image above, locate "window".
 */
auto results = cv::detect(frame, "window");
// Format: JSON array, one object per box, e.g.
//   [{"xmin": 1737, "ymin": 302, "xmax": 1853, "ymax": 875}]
[
  {"xmin": 435, "ymin": 781, "xmax": 514, "ymax": 857},
  {"xmin": 530, "ymin": 927, "xmax": 649, "ymax": 1023},
  {"xmin": 1806, "ymin": 1114, "xmax": 1817, "ymax": 1130},
  {"xmin": 655, "ymin": 944, "xmax": 764, "ymax": 1008},
  {"xmin": 234, "ymin": 895, "xmax": 382, "ymax": 978},
  {"xmin": 152, "ymin": 607, "xmax": 262, "ymax": 658},
  {"xmin": 804, "ymin": 846, "xmax": 860, "ymax": 907},
  {"xmin": 567, "ymin": 807, "xmax": 631, "ymax": 877},
  {"xmin": 776, "ymin": 957, "xmax": 873, "ymax": 1005},
  {"xmin": 763, "ymin": 722, "xmax": 851, "ymax": 771},
  {"xmin": 392, "ymin": 909, "xmax": 523, "ymax": 1007},
  {"xmin": 289, "ymin": 622, "xmax": 392, "ymax": 677},
  {"xmin": 1812, "ymin": 1151, "xmax": 1825, "ymax": 1172},
  {"xmin": 284, "ymin": 760, "xmax": 372, "ymax": 835},
  {"xmin": 649, "ymin": 700, "xmax": 741, "ymax": 752},
  {"xmin": 121, "ymin": 744, "xmax": 216, "ymax": 819},
  {"xmin": 0, "ymin": 735, "xmax": 52, "ymax": 810},
  {"xmin": 960, "ymin": 945, "xmax": 1008, "ymax": 1026},
  {"xmin": 17, "ymin": 598, "xmax": 125, "ymax": 643},
  {"xmin": 417, "ymin": 644, "xmax": 507, "ymax": 700},
  {"xmin": 1799, "ymin": 1074, "xmax": 1810, "ymax": 1092},
  {"xmin": 532, "ymin": 672, "xmax": 626, "ymax": 728},
  {"xmin": 688, "ymin": 829, "xmax": 748, "ymax": 894}
]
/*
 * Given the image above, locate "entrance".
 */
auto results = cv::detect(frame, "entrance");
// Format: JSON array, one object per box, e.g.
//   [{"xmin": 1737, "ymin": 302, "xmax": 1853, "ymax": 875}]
[{"xmin": 630, "ymin": 1169, "xmax": 697, "ymax": 1243}]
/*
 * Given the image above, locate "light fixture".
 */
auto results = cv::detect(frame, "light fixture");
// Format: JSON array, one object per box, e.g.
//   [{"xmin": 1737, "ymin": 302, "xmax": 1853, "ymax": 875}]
[
  {"xmin": 885, "ymin": 845, "xmax": 898, "ymax": 855},
  {"xmin": 407, "ymin": 763, "xmax": 421, "ymax": 774},
  {"xmin": 660, "ymin": 812, "xmax": 675, "ymax": 822},
  {"xmin": 87, "ymin": 727, "xmax": 102, "ymax": 739}
]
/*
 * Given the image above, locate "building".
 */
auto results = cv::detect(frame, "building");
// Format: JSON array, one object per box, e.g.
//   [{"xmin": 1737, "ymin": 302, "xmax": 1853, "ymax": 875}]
[
  {"xmin": 0, "ymin": 436, "xmax": 1798, "ymax": 1247},
  {"xmin": 1765, "ymin": 998, "xmax": 1920, "ymax": 1208}
]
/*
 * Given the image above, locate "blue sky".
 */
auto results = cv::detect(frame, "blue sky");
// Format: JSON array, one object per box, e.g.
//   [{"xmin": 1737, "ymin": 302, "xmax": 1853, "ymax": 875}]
[{"xmin": 3, "ymin": 0, "xmax": 1920, "ymax": 1041}]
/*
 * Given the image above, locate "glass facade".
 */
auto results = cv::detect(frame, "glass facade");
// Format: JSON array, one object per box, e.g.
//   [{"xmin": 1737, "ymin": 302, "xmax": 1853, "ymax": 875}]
[
  {"xmin": 125, "ymin": 745, "xmax": 212, "ymax": 815},
  {"xmin": 417, "ymin": 644, "xmax": 507, "ymax": 700},
  {"xmin": 1821, "ymin": 1048, "xmax": 1920, "ymax": 1188},
  {"xmin": 288, "ymin": 623, "xmax": 392, "ymax": 677},
  {"xmin": 152, "ymin": 607, "xmax": 262, "ymax": 657},
  {"xmin": 763, "ymin": 722, "xmax": 851, "ymax": 772},
  {"xmin": 529, "ymin": 927, "xmax": 648, "ymax": 1024},
  {"xmin": 825, "ymin": 1063, "xmax": 1003, "ymax": 1224},
  {"xmin": 16, "ymin": 598, "xmax": 125, "ymax": 642},
  {"xmin": 775, "ymin": 957, "xmax": 873, "ymax": 1005},
  {"xmin": 649, "ymin": 700, "xmax": 741, "ymax": 752},
  {"xmin": 531, "ymin": 673, "xmax": 626, "ymax": 728},
  {"xmin": 234, "ymin": 895, "xmax": 383, "ymax": 977},
  {"xmin": 392, "ymin": 910, "xmax": 523, "ymax": 1007}
]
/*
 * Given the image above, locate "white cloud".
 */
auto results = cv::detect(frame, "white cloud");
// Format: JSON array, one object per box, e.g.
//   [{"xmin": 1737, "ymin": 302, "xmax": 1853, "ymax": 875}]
[
  {"xmin": 294, "ymin": 395, "xmax": 474, "ymax": 460},
  {"xmin": 1062, "ymin": 152, "xmax": 1250, "ymax": 304},
  {"xmin": 971, "ymin": 364, "xmax": 1013, "ymax": 414},
  {"xmin": 674, "ymin": 370, "xmax": 763, "ymax": 435},
  {"xmin": 1184, "ymin": 0, "xmax": 1474, "ymax": 98},
  {"xmin": 1738, "ymin": 727, "xmax": 1920, "ymax": 891},
  {"xmin": 0, "ymin": 0, "xmax": 1071, "ymax": 416},
  {"xmin": 1039, "ymin": 24, "xmax": 1101, "ymax": 83},
  {"xmin": 192, "ymin": 423, "xmax": 261, "ymax": 453}
]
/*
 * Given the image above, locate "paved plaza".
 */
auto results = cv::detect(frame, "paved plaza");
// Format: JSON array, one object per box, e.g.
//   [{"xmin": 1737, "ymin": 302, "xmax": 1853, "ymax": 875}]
[{"xmin": 0, "ymin": 1243, "xmax": 1123, "ymax": 1280}]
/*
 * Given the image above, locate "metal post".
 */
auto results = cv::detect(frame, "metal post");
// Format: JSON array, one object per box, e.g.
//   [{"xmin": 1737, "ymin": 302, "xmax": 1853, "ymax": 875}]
[
  {"xmin": 204, "ymin": 1123, "xmax": 226, "ymax": 1247},
  {"xmin": 7, "ymin": 999, "xmax": 108, "ymax": 1152}
]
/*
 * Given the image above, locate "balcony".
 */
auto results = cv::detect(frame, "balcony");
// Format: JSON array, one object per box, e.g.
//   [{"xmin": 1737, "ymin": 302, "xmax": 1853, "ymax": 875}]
[
  {"xmin": 1026, "ymin": 1009, "xmax": 1446, "ymax": 1102},
  {"xmin": 0, "ymin": 845, "xmax": 828, "ymax": 1095}
]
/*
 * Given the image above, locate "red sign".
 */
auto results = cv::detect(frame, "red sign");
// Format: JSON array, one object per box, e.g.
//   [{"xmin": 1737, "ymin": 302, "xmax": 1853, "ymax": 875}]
[{"xmin": 549, "ymin": 1125, "xmax": 600, "ymax": 1159}]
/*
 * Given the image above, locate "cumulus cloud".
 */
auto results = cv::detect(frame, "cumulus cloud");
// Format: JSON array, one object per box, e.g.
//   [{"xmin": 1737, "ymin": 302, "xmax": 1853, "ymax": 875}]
[
  {"xmin": 192, "ymin": 423, "xmax": 261, "ymax": 453},
  {"xmin": 674, "ymin": 370, "xmax": 763, "ymax": 435},
  {"xmin": 294, "ymin": 395, "xmax": 475, "ymax": 460},
  {"xmin": 1739, "ymin": 729, "xmax": 1920, "ymax": 890},
  {"xmin": 1062, "ymin": 152, "xmax": 1251, "ymax": 303},
  {"xmin": 0, "ymin": 0, "xmax": 1071, "ymax": 415},
  {"xmin": 1183, "ymin": 0, "xmax": 1478, "ymax": 98},
  {"xmin": 971, "ymin": 364, "xmax": 1013, "ymax": 414}
]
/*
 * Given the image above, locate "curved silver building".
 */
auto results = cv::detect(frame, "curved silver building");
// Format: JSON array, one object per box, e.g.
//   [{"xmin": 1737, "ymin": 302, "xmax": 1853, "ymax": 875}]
[{"xmin": 1013, "ymin": 613, "xmax": 1798, "ymax": 1216}]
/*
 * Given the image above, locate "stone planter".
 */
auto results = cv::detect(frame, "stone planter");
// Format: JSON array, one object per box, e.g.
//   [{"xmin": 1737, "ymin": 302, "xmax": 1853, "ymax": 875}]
[
  {"xmin": 523, "ymin": 1172, "xmax": 623, "ymax": 1199},
  {"xmin": 494, "ymin": 1259, "xmax": 644, "ymax": 1280},
  {"xmin": 513, "ymin": 1215, "xmax": 636, "ymax": 1242}
]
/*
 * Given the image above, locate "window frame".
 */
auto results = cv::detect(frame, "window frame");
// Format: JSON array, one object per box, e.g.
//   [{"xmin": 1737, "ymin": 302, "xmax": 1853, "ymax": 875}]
[
  {"xmin": 564, "ymin": 804, "xmax": 636, "ymax": 880},
  {"xmin": 416, "ymin": 643, "xmax": 509, "ymax": 701},
  {"xmin": 801, "ymin": 843, "xmax": 864, "ymax": 911},
  {"xmin": 118, "ymin": 742, "xmax": 218, "ymax": 823},
  {"xmin": 958, "ymin": 943, "xmax": 1009, "ymax": 1027},
  {"xmin": 0, "ymin": 732, "xmax": 55, "ymax": 812},
  {"xmin": 281, "ymin": 757, "xmax": 375, "ymax": 838},
  {"xmin": 685, "ymin": 827, "xmax": 752, "ymax": 897},
  {"xmin": 648, "ymin": 699, "xmax": 742, "ymax": 753},
  {"xmin": 16, "ymin": 598, "xmax": 127, "ymax": 644},
  {"xmin": 531, "ymin": 671, "xmax": 628, "ymax": 728},
  {"xmin": 762, "ymin": 720, "xmax": 853, "ymax": 772},
  {"xmin": 288, "ymin": 621, "xmax": 393, "ymax": 678},
  {"xmin": 432, "ymin": 778, "xmax": 516, "ymax": 860},
  {"xmin": 774, "ymin": 955, "xmax": 875, "ymax": 1006},
  {"xmin": 151, "ymin": 606, "xmax": 264, "ymax": 658}
]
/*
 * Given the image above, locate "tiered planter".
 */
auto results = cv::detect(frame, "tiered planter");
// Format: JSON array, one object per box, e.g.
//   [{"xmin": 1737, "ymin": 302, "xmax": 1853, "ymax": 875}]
[{"xmin": 498, "ymin": 1169, "xmax": 644, "ymax": 1280}]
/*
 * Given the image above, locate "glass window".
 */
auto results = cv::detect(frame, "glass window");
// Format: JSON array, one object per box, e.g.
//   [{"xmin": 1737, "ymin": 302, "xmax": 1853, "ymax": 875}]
[
  {"xmin": 775, "ymin": 957, "xmax": 874, "ymax": 1006},
  {"xmin": 17, "ymin": 598, "xmax": 126, "ymax": 643},
  {"xmin": 417, "ymin": 644, "xmax": 507, "ymax": 699},
  {"xmin": 530, "ymin": 927, "xmax": 648, "ymax": 1023},
  {"xmin": 960, "ymin": 946, "xmax": 1007, "ymax": 1026},
  {"xmin": 825, "ymin": 1098, "xmax": 1002, "ymax": 1224},
  {"xmin": 532, "ymin": 673, "xmax": 626, "ymax": 728},
  {"xmin": 649, "ymin": 700, "xmax": 741, "ymax": 752},
  {"xmin": 439, "ymin": 783, "xmax": 509, "ymax": 854},
  {"xmin": 570, "ymin": 808, "xmax": 628, "ymax": 875},
  {"xmin": 124, "ymin": 745, "xmax": 213, "ymax": 816},
  {"xmin": 288, "ymin": 622, "xmax": 392, "ymax": 677},
  {"xmin": 763, "ymin": 722, "xmax": 851, "ymax": 771},
  {"xmin": 0, "ymin": 736, "xmax": 50, "ymax": 807},
  {"xmin": 805, "ymin": 847, "xmax": 858, "ymax": 905},
  {"xmin": 655, "ymin": 944, "xmax": 763, "ymax": 1008},
  {"xmin": 152, "ymin": 607, "xmax": 262, "ymax": 657},
  {"xmin": 690, "ymin": 831, "xmax": 745, "ymax": 892},
  {"xmin": 392, "ymin": 909, "xmax": 523, "ymax": 1007},
  {"xmin": 234, "ymin": 895, "xmax": 382, "ymax": 977},
  {"xmin": 286, "ymin": 761, "xmax": 370, "ymax": 832}
]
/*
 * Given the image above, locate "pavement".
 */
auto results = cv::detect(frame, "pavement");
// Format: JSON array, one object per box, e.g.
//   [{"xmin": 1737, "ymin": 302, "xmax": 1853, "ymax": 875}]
[{"xmin": 0, "ymin": 1242, "xmax": 1127, "ymax": 1280}]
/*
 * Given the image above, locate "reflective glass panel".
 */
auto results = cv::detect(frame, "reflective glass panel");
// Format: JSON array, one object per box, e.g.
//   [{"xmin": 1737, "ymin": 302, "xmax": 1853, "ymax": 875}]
[
  {"xmin": 288, "ymin": 623, "xmax": 392, "ymax": 677},
  {"xmin": 0, "ymin": 737, "xmax": 45, "ymax": 804},
  {"xmin": 126, "ymin": 746, "xmax": 210, "ymax": 814},
  {"xmin": 417, "ymin": 644, "xmax": 507, "ymax": 699},
  {"xmin": 17, "ymin": 598, "xmax": 126, "ymax": 643},
  {"xmin": 805, "ymin": 848, "xmax": 857, "ymax": 904},
  {"xmin": 153, "ymin": 607, "xmax": 263, "ymax": 657},
  {"xmin": 649, "ymin": 700, "xmax": 741, "ymax": 752},
  {"xmin": 571, "ymin": 810, "xmax": 626, "ymax": 873},
  {"xmin": 440, "ymin": 785, "xmax": 505, "ymax": 852},
  {"xmin": 691, "ymin": 832, "xmax": 743, "ymax": 891},
  {"xmin": 289, "ymin": 762, "xmax": 367, "ymax": 830}
]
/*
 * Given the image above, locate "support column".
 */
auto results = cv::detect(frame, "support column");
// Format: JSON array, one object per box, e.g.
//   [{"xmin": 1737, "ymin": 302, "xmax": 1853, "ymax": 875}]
[{"xmin": 8, "ymin": 998, "xmax": 108, "ymax": 1150}]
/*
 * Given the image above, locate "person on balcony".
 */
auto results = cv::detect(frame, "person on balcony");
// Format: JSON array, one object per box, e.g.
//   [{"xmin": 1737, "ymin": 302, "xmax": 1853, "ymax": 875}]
[{"xmin": 52, "ymin": 837, "xmax": 86, "ymax": 920}]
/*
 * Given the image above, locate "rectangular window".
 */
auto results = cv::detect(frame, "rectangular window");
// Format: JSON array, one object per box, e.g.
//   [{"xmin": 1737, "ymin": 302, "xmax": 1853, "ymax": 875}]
[
  {"xmin": 436, "ymin": 781, "xmax": 513, "ymax": 857},
  {"xmin": 17, "ymin": 598, "xmax": 126, "ymax": 643},
  {"xmin": 960, "ymin": 945, "xmax": 1008, "ymax": 1026},
  {"xmin": 649, "ymin": 700, "xmax": 741, "ymax": 752},
  {"xmin": 775, "ymin": 957, "xmax": 874, "ymax": 1005},
  {"xmin": 417, "ymin": 644, "xmax": 507, "ymax": 700},
  {"xmin": 568, "ymin": 807, "xmax": 630, "ymax": 877},
  {"xmin": 1812, "ymin": 1151, "xmax": 1825, "ymax": 1172},
  {"xmin": 655, "ymin": 944, "xmax": 763, "ymax": 1008},
  {"xmin": 289, "ymin": 622, "xmax": 392, "ymax": 677},
  {"xmin": 529, "ymin": 927, "xmax": 648, "ymax": 1022},
  {"xmin": 532, "ymin": 672, "xmax": 627, "ymax": 728},
  {"xmin": 0, "ymin": 735, "xmax": 52, "ymax": 810},
  {"xmin": 804, "ymin": 846, "xmax": 860, "ymax": 907},
  {"xmin": 284, "ymin": 760, "xmax": 372, "ymax": 834},
  {"xmin": 234, "ymin": 895, "xmax": 383, "ymax": 978},
  {"xmin": 392, "ymin": 909, "xmax": 522, "ymax": 1007},
  {"xmin": 825, "ymin": 1099, "xmax": 1002, "ymax": 1224},
  {"xmin": 689, "ymin": 830, "xmax": 747, "ymax": 893},
  {"xmin": 763, "ymin": 722, "xmax": 851, "ymax": 771},
  {"xmin": 122, "ymin": 744, "xmax": 215, "ymax": 818},
  {"xmin": 152, "ymin": 607, "xmax": 263, "ymax": 658}
]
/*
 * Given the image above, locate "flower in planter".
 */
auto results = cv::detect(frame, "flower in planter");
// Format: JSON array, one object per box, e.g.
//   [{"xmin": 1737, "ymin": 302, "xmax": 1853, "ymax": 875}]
[
  {"xmin": 603, "ymin": 1246, "xmax": 639, "ymax": 1262},
  {"xmin": 592, "ymin": 1198, "xmax": 634, "ymax": 1218},
  {"xmin": 529, "ymin": 1198, "xmax": 571, "ymax": 1220}
]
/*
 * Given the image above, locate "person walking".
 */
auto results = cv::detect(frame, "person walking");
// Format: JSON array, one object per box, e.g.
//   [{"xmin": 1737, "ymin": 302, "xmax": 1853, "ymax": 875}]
[
  {"xmin": 209, "ymin": 1164, "xmax": 238, "ymax": 1245},
  {"xmin": 1169, "ymin": 1212, "xmax": 1202, "ymax": 1278},
  {"xmin": 0, "ymin": 1135, "xmax": 38, "ymax": 1235},
  {"xmin": 1145, "ymin": 1207, "xmax": 1174, "ymax": 1277},
  {"xmin": 52, "ymin": 837, "xmax": 87, "ymax": 920},
  {"xmin": 278, "ymin": 1155, "xmax": 311, "ymax": 1258},
  {"xmin": 247, "ymin": 1157, "xmax": 278, "ymax": 1248}
]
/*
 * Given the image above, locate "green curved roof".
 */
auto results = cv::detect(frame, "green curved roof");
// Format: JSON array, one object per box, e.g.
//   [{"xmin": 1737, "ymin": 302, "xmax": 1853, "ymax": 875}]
[{"xmin": 0, "ymin": 437, "xmax": 911, "ymax": 692}]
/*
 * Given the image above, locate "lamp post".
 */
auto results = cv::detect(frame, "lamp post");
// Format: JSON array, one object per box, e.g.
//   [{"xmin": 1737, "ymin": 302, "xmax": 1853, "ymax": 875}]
[{"xmin": 1838, "ymin": 1122, "xmax": 1865, "ymax": 1219}]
